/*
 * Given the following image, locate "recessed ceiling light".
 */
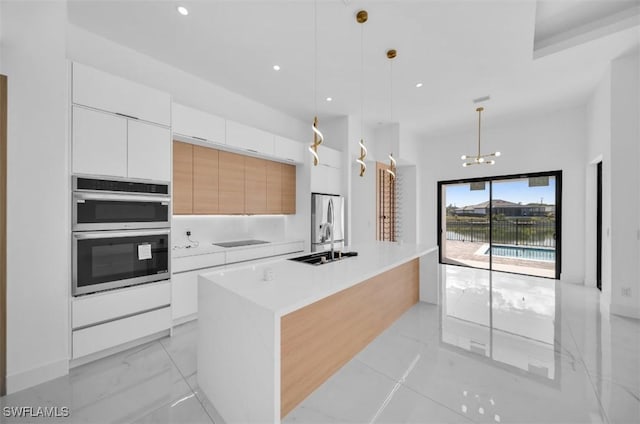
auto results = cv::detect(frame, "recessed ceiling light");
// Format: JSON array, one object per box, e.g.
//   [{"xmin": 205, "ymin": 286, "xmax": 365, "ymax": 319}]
[
  {"xmin": 177, "ymin": 6, "xmax": 189, "ymax": 16},
  {"xmin": 272, "ymin": 65, "xmax": 281, "ymax": 71},
  {"xmin": 415, "ymin": 82, "xmax": 423, "ymax": 88},
  {"xmin": 326, "ymin": 97, "xmax": 333, "ymax": 102}
]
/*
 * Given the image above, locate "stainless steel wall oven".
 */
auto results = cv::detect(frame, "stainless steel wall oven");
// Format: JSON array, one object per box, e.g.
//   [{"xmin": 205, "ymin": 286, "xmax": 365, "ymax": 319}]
[{"xmin": 72, "ymin": 176, "xmax": 171, "ymax": 296}]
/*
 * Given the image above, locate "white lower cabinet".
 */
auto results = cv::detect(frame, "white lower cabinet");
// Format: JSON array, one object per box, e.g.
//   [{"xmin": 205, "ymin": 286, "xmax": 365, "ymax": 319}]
[
  {"xmin": 71, "ymin": 281, "xmax": 171, "ymax": 359},
  {"xmin": 127, "ymin": 120, "xmax": 171, "ymax": 181},
  {"xmin": 72, "ymin": 307, "xmax": 171, "ymax": 359},
  {"xmin": 171, "ymin": 241, "xmax": 305, "ymax": 323},
  {"xmin": 171, "ymin": 270, "xmax": 199, "ymax": 321},
  {"xmin": 72, "ymin": 106, "xmax": 127, "ymax": 177}
]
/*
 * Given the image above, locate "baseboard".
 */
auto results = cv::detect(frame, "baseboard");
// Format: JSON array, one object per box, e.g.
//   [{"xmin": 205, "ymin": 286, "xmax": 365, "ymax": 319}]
[
  {"xmin": 6, "ymin": 358, "xmax": 68, "ymax": 394},
  {"xmin": 610, "ymin": 303, "xmax": 640, "ymax": 320}
]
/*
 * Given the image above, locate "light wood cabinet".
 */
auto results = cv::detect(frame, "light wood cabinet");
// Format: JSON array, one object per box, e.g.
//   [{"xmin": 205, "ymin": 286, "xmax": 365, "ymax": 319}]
[
  {"xmin": 173, "ymin": 141, "xmax": 193, "ymax": 214},
  {"xmin": 245, "ymin": 157, "xmax": 267, "ymax": 214},
  {"xmin": 266, "ymin": 162, "xmax": 282, "ymax": 213},
  {"xmin": 173, "ymin": 142, "xmax": 296, "ymax": 215},
  {"xmin": 193, "ymin": 146, "xmax": 219, "ymax": 214},
  {"xmin": 218, "ymin": 151, "xmax": 245, "ymax": 214},
  {"xmin": 282, "ymin": 164, "xmax": 296, "ymax": 214}
]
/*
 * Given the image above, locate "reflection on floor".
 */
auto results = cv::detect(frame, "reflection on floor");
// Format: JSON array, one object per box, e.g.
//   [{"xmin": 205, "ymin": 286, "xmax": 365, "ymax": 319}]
[{"xmin": 1, "ymin": 265, "xmax": 639, "ymax": 423}]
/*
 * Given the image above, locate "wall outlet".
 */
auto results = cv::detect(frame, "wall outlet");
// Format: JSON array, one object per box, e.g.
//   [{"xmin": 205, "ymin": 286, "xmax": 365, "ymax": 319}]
[{"xmin": 621, "ymin": 287, "xmax": 632, "ymax": 297}]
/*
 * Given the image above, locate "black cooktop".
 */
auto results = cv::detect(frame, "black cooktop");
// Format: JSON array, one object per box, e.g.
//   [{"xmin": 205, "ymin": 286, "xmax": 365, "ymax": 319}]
[{"xmin": 213, "ymin": 239, "xmax": 270, "ymax": 248}]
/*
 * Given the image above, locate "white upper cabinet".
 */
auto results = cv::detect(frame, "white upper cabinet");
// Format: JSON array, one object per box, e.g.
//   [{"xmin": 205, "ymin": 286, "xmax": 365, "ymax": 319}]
[
  {"xmin": 172, "ymin": 103, "xmax": 225, "ymax": 145},
  {"xmin": 72, "ymin": 62, "xmax": 171, "ymax": 126},
  {"xmin": 321, "ymin": 146, "xmax": 343, "ymax": 169},
  {"xmin": 274, "ymin": 135, "xmax": 304, "ymax": 164},
  {"xmin": 72, "ymin": 106, "xmax": 127, "ymax": 177},
  {"xmin": 127, "ymin": 120, "xmax": 171, "ymax": 182},
  {"xmin": 226, "ymin": 120, "xmax": 274, "ymax": 155}
]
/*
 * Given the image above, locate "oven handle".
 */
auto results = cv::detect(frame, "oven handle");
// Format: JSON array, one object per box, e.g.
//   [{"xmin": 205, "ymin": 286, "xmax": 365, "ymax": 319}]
[
  {"xmin": 74, "ymin": 192, "xmax": 171, "ymax": 204},
  {"xmin": 73, "ymin": 229, "xmax": 171, "ymax": 240}
]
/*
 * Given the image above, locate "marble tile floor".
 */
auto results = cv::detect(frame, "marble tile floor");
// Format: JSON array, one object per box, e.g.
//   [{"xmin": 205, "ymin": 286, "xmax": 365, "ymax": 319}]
[{"xmin": 1, "ymin": 265, "xmax": 639, "ymax": 424}]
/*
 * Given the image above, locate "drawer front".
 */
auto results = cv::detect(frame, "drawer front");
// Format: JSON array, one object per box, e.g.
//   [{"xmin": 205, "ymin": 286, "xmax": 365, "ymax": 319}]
[
  {"xmin": 172, "ymin": 252, "xmax": 225, "ymax": 273},
  {"xmin": 72, "ymin": 307, "xmax": 171, "ymax": 359},
  {"xmin": 72, "ymin": 281, "xmax": 170, "ymax": 329},
  {"xmin": 225, "ymin": 245, "xmax": 273, "ymax": 264},
  {"xmin": 272, "ymin": 242, "xmax": 304, "ymax": 256}
]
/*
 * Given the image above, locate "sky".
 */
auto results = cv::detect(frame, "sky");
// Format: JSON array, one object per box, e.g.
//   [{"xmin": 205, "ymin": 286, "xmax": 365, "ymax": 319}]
[{"xmin": 444, "ymin": 177, "xmax": 556, "ymax": 208}]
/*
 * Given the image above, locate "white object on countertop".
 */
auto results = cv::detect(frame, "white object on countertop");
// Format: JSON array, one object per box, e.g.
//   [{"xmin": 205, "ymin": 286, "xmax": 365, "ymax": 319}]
[{"xmin": 263, "ymin": 267, "xmax": 274, "ymax": 281}]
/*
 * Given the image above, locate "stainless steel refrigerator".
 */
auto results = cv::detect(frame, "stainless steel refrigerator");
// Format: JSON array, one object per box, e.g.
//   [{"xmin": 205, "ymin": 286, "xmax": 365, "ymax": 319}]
[{"xmin": 311, "ymin": 193, "xmax": 345, "ymax": 252}]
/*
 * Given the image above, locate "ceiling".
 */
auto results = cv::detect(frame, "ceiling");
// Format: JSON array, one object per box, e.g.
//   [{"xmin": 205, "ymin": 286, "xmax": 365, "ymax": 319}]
[{"xmin": 67, "ymin": 0, "xmax": 640, "ymax": 139}]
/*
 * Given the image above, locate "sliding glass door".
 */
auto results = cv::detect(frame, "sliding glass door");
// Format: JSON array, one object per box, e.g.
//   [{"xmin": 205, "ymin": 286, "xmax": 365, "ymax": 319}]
[{"xmin": 438, "ymin": 171, "xmax": 561, "ymax": 279}]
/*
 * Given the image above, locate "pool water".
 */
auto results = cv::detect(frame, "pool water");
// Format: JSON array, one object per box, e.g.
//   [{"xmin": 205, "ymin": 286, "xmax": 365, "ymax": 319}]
[{"xmin": 485, "ymin": 245, "xmax": 555, "ymax": 262}]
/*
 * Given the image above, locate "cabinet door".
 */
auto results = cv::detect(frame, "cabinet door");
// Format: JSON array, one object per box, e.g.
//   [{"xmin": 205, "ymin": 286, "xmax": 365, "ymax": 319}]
[
  {"xmin": 72, "ymin": 106, "xmax": 127, "ymax": 178},
  {"xmin": 127, "ymin": 120, "xmax": 171, "ymax": 181},
  {"xmin": 266, "ymin": 161, "xmax": 282, "ymax": 213},
  {"xmin": 245, "ymin": 157, "xmax": 267, "ymax": 214},
  {"xmin": 282, "ymin": 163, "xmax": 296, "ymax": 214},
  {"xmin": 171, "ymin": 271, "xmax": 198, "ymax": 321},
  {"xmin": 172, "ymin": 103, "xmax": 226, "ymax": 145},
  {"xmin": 218, "ymin": 151, "xmax": 245, "ymax": 214},
  {"xmin": 173, "ymin": 141, "xmax": 193, "ymax": 214},
  {"xmin": 226, "ymin": 120, "xmax": 274, "ymax": 155},
  {"xmin": 274, "ymin": 136, "xmax": 303, "ymax": 163},
  {"xmin": 73, "ymin": 62, "xmax": 171, "ymax": 126},
  {"xmin": 193, "ymin": 145, "xmax": 219, "ymax": 214}
]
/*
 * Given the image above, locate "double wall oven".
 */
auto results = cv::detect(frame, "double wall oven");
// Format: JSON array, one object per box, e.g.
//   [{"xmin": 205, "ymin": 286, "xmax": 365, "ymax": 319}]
[{"xmin": 72, "ymin": 175, "xmax": 171, "ymax": 296}]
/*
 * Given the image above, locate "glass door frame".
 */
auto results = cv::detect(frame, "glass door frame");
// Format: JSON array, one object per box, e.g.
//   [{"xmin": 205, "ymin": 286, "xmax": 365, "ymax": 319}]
[{"xmin": 437, "ymin": 170, "xmax": 562, "ymax": 280}]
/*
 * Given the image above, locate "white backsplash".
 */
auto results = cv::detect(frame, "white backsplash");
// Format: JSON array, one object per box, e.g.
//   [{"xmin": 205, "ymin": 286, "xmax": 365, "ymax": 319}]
[{"xmin": 171, "ymin": 215, "xmax": 287, "ymax": 247}]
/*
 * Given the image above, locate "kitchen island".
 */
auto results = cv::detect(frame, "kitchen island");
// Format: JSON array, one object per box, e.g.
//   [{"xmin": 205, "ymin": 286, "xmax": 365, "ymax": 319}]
[{"xmin": 197, "ymin": 241, "xmax": 437, "ymax": 423}]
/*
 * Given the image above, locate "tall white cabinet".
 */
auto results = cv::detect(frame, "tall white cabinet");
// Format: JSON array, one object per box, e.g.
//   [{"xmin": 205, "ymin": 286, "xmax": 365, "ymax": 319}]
[{"xmin": 71, "ymin": 62, "xmax": 171, "ymax": 182}]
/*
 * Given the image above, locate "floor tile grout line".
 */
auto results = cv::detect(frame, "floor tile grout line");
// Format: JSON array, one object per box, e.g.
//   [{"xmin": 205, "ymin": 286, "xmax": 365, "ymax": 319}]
[{"xmin": 157, "ymin": 336, "xmax": 217, "ymax": 424}]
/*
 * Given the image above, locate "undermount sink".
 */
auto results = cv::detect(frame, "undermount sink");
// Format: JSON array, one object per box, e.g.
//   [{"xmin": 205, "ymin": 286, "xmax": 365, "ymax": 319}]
[{"xmin": 289, "ymin": 251, "xmax": 357, "ymax": 266}]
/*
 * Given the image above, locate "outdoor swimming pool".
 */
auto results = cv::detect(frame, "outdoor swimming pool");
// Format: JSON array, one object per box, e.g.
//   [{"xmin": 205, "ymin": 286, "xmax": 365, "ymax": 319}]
[{"xmin": 485, "ymin": 245, "xmax": 555, "ymax": 262}]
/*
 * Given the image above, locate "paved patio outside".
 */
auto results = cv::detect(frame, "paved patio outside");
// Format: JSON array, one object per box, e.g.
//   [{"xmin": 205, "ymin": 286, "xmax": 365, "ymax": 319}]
[{"xmin": 442, "ymin": 240, "xmax": 555, "ymax": 278}]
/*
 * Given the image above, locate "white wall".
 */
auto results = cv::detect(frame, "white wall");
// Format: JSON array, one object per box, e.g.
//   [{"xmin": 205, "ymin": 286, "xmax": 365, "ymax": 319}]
[
  {"xmin": 418, "ymin": 106, "xmax": 587, "ymax": 283},
  {"xmin": 1, "ymin": 1, "xmax": 70, "ymax": 393},
  {"xmin": 609, "ymin": 50, "xmax": 640, "ymax": 318}
]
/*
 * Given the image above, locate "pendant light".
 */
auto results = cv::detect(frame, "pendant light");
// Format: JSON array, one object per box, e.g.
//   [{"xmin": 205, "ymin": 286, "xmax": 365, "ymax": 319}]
[
  {"xmin": 386, "ymin": 49, "xmax": 397, "ymax": 179},
  {"xmin": 355, "ymin": 10, "xmax": 368, "ymax": 177},
  {"xmin": 461, "ymin": 107, "xmax": 501, "ymax": 167},
  {"xmin": 309, "ymin": 0, "xmax": 324, "ymax": 166}
]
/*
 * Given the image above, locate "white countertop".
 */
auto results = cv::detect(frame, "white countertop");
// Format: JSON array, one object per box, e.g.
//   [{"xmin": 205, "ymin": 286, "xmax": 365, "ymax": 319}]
[
  {"xmin": 199, "ymin": 241, "xmax": 437, "ymax": 317},
  {"xmin": 172, "ymin": 239, "xmax": 304, "ymax": 259}
]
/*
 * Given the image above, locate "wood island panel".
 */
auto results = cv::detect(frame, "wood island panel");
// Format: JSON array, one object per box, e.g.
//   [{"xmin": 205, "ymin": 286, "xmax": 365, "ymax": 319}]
[
  {"xmin": 193, "ymin": 145, "xmax": 219, "ymax": 214},
  {"xmin": 245, "ymin": 156, "xmax": 267, "ymax": 214},
  {"xmin": 280, "ymin": 258, "xmax": 419, "ymax": 417},
  {"xmin": 172, "ymin": 141, "xmax": 193, "ymax": 214},
  {"xmin": 218, "ymin": 151, "xmax": 245, "ymax": 214}
]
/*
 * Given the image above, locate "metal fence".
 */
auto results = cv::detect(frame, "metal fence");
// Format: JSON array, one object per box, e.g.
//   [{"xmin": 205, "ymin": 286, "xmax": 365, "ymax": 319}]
[{"xmin": 446, "ymin": 219, "xmax": 556, "ymax": 248}]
